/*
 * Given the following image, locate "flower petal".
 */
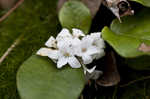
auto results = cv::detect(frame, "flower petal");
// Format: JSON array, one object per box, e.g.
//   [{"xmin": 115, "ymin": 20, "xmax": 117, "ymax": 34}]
[
  {"xmin": 82, "ymin": 55, "xmax": 93, "ymax": 64},
  {"xmin": 56, "ymin": 28, "xmax": 72, "ymax": 41},
  {"xmin": 72, "ymin": 28, "xmax": 85, "ymax": 38},
  {"xmin": 90, "ymin": 32, "xmax": 101, "ymax": 39},
  {"xmin": 68, "ymin": 56, "xmax": 81, "ymax": 68},
  {"xmin": 57, "ymin": 56, "xmax": 68, "ymax": 68},
  {"xmin": 86, "ymin": 66, "xmax": 96, "ymax": 73},
  {"xmin": 36, "ymin": 48, "xmax": 58, "ymax": 60},
  {"xmin": 94, "ymin": 39, "xmax": 105, "ymax": 49},
  {"xmin": 48, "ymin": 50, "xmax": 59, "ymax": 60},
  {"xmin": 36, "ymin": 48, "xmax": 52, "ymax": 56},
  {"xmin": 86, "ymin": 46, "xmax": 99, "ymax": 55},
  {"xmin": 95, "ymin": 50, "xmax": 105, "ymax": 60},
  {"xmin": 45, "ymin": 36, "xmax": 57, "ymax": 48},
  {"xmin": 57, "ymin": 38, "xmax": 73, "ymax": 49}
]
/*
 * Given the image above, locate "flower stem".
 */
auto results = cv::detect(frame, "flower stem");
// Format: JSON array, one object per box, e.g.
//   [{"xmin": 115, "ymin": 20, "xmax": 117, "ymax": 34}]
[{"xmin": 77, "ymin": 57, "xmax": 87, "ymax": 74}]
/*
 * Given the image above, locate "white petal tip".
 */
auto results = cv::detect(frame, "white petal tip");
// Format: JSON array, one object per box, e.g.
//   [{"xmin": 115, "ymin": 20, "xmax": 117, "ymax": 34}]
[
  {"xmin": 45, "ymin": 36, "xmax": 57, "ymax": 48},
  {"xmin": 86, "ymin": 66, "xmax": 96, "ymax": 74},
  {"xmin": 72, "ymin": 28, "xmax": 85, "ymax": 37},
  {"xmin": 36, "ymin": 48, "xmax": 48, "ymax": 56}
]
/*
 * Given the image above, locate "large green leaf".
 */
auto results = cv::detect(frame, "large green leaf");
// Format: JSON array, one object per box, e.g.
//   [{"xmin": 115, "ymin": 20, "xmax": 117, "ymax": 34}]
[
  {"xmin": 131, "ymin": 0, "xmax": 150, "ymax": 7},
  {"xmin": 59, "ymin": 1, "xmax": 92, "ymax": 34},
  {"xmin": 102, "ymin": 8, "xmax": 150, "ymax": 58},
  {"xmin": 17, "ymin": 55, "xmax": 85, "ymax": 99}
]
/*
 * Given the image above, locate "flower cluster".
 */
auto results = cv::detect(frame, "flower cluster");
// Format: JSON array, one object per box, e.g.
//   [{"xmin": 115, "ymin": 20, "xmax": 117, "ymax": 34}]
[{"xmin": 37, "ymin": 28, "xmax": 105, "ymax": 73}]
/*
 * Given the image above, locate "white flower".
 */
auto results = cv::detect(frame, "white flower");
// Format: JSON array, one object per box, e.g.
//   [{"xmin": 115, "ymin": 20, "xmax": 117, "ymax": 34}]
[
  {"xmin": 90, "ymin": 33, "xmax": 105, "ymax": 60},
  {"xmin": 36, "ymin": 28, "xmax": 105, "ymax": 71},
  {"xmin": 56, "ymin": 28, "xmax": 72, "ymax": 41},
  {"xmin": 90, "ymin": 33, "xmax": 105, "ymax": 50},
  {"xmin": 36, "ymin": 48, "xmax": 58, "ymax": 60},
  {"xmin": 45, "ymin": 36, "xmax": 57, "ymax": 48},
  {"xmin": 56, "ymin": 28, "xmax": 85, "ymax": 41},
  {"xmin": 72, "ymin": 28, "xmax": 85, "ymax": 38},
  {"xmin": 76, "ymin": 35, "xmax": 99, "ymax": 64},
  {"xmin": 57, "ymin": 39, "xmax": 81, "ymax": 68},
  {"xmin": 37, "ymin": 36, "xmax": 59, "ymax": 61}
]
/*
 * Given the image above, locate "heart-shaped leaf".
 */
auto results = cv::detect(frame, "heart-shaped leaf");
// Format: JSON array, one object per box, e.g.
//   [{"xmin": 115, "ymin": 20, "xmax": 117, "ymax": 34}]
[
  {"xmin": 59, "ymin": 1, "xmax": 92, "ymax": 34},
  {"xmin": 102, "ymin": 8, "xmax": 150, "ymax": 58},
  {"xmin": 17, "ymin": 55, "xmax": 85, "ymax": 99}
]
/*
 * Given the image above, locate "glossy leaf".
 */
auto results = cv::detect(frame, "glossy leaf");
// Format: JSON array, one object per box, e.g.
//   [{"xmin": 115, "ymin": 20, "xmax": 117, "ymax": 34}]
[
  {"xmin": 17, "ymin": 55, "xmax": 85, "ymax": 99},
  {"xmin": 131, "ymin": 0, "xmax": 150, "ymax": 7},
  {"xmin": 59, "ymin": 1, "xmax": 92, "ymax": 34},
  {"xmin": 102, "ymin": 8, "xmax": 150, "ymax": 58}
]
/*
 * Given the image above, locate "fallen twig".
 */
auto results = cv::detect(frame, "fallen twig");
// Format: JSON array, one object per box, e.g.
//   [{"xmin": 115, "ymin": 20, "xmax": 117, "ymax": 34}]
[
  {"xmin": 0, "ymin": 0, "xmax": 24, "ymax": 22},
  {"xmin": 0, "ymin": 34, "xmax": 24, "ymax": 65}
]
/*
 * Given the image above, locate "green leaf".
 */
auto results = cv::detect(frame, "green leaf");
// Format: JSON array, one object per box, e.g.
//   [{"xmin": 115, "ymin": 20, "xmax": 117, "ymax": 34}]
[
  {"xmin": 102, "ymin": 8, "xmax": 150, "ymax": 58},
  {"xmin": 17, "ymin": 55, "xmax": 85, "ymax": 99},
  {"xmin": 125, "ymin": 56, "xmax": 150, "ymax": 70},
  {"xmin": 131, "ymin": 0, "xmax": 150, "ymax": 7},
  {"xmin": 59, "ymin": 1, "xmax": 92, "ymax": 34}
]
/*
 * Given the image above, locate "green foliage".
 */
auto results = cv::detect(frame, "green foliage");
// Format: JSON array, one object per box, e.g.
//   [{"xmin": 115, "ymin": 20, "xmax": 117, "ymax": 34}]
[
  {"xmin": 17, "ymin": 55, "xmax": 85, "ymax": 99},
  {"xmin": 0, "ymin": 0, "xmax": 60, "ymax": 98},
  {"xmin": 102, "ymin": 8, "xmax": 150, "ymax": 70},
  {"xmin": 59, "ymin": 1, "xmax": 92, "ymax": 34},
  {"xmin": 125, "ymin": 56, "xmax": 150, "ymax": 70},
  {"xmin": 102, "ymin": 8, "xmax": 150, "ymax": 58},
  {"xmin": 131, "ymin": 0, "xmax": 150, "ymax": 7},
  {"xmin": 0, "ymin": 0, "xmax": 150, "ymax": 98}
]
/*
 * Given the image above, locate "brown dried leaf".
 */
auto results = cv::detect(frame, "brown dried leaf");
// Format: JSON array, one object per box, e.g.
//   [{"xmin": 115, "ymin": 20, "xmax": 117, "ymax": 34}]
[
  {"xmin": 57, "ymin": 0, "xmax": 67, "ymax": 12},
  {"xmin": 138, "ymin": 43, "xmax": 150, "ymax": 52},
  {"xmin": 103, "ymin": 0, "xmax": 134, "ymax": 22},
  {"xmin": 81, "ymin": 0, "xmax": 102, "ymax": 17},
  {"xmin": 96, "ymin": 51, "xmax": 120, "ymax": 87},
  {"xmin": 0, "ymin": 0, "xmax": 16, "ymax": 9}
]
